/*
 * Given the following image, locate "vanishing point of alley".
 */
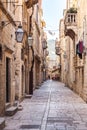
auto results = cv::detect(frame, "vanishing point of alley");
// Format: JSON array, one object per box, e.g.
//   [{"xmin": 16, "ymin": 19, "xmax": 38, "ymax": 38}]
[{"xmin": 3, "ymin": 80, "xmax": 87, "ymax": 130}]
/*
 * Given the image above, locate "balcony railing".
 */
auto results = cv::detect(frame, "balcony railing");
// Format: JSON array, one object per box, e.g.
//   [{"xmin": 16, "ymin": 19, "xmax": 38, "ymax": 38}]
[
  {"xmin": 65, "ymin": 13, "xmax": 77, "ymax": 26},
  {"xmin": 73, "ymin": 55, "xmax": 77, "ymax": 67},
  {"xmin": 73, "ymin": 55, "xmax": 84, "ymax": 68}
]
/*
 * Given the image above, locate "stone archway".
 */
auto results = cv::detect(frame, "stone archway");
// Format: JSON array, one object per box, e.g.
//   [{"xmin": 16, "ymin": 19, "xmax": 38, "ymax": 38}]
[
  {"xmin": 65, "ymin": 28, "xmax": 77, "ymax": 90},
  {"xmin": 65, "ymin": 29, "xmax": 76, "ymax": 41}
]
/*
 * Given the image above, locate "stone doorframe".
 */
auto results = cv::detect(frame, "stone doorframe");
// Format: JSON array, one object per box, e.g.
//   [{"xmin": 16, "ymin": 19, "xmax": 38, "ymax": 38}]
[{"xmin": 4, "ymin": 46, "xmax": 15, "ymax": 104}]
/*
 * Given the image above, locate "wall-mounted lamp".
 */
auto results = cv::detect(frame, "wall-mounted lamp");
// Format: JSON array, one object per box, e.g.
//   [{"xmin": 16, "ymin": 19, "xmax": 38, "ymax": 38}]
[
  {"xmin": 0, "ymin": 20, "xmax": 24, "ymax": 43},
  {"xmin": 42, "ymin": 40, "xmax": 47, "ymax": 50},
  {"xmin": 28, "ymin": 36, "xmax": 33, "ymax": 47},
  {"xmin": 15, "ymin": 24, "xmax": 24, "ymax": 43},
  {"xmin": 58, "ymin": 64, "xmax": 61, "ymax": 69},
  {"xmin": 55, "ymin": 46, "xmax": 61, "ymax": 55},
  {"xmin": 45, "ymin": 50, "xmax": 49, "ymax": 56}
]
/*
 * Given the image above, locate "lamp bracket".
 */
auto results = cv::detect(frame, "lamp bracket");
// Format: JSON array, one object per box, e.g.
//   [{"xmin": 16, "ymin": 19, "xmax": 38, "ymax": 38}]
[{"xmin": 0, "ymin": 21, "xmax": 21, "ymax": 29}]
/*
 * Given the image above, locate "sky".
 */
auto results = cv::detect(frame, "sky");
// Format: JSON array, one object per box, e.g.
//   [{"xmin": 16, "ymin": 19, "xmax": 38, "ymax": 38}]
[
  {"xmin": 42, "ymin": 0, "xmax": 66, "ymax": 40},
  {"xmin": 42, "ymin": 0, "xmax": 66, "ymax": 61}
]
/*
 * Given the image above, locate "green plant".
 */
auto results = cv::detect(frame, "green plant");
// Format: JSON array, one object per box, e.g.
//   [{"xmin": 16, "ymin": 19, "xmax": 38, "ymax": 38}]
[{"xmin": 67, "ymin": 7, "xmax": 77, "ymax": 13}]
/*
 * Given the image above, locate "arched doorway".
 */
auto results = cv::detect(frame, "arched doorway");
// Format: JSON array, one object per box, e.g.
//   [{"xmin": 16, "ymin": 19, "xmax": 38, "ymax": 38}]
[{"xmin": 65, "ymin": 29, "xmax": 78, "ymax": 90}]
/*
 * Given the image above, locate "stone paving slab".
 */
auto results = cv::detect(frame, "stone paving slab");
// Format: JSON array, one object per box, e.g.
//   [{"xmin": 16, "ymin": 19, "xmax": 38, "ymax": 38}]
[
  {"xmin": 3, "ymin": 80, "xmax": 87, "ymax": 130},
  {"xmin": 0, "ymin": 118, "xmax": 5, "ymax": 130}
]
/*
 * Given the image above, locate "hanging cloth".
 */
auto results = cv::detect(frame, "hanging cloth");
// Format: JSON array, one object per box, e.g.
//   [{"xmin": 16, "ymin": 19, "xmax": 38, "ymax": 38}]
[
  {"xmin": 79, "ymin": 40, "xmax": 83, "ymax": 54},
  {"xmin": 76, "ymin": 43, "xmax": 80, "ymax": 54},
  {"xmin": 76, "ymin": 41, "xmax": 83, "ymax": 59}
]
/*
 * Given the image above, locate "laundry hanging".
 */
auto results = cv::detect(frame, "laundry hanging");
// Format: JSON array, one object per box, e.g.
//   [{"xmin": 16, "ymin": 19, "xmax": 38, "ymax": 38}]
[{"xmin": 76, "ymin": 40, "xmax": 83, "ymax": 59}]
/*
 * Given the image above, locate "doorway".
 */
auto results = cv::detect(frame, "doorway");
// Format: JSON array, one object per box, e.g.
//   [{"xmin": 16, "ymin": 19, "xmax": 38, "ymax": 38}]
[
  {"xmin": 6, "ymin": 57, "xmax": 11, "ymax": 103},
  {"xmin": 21, "ymin": 65, "xmax": 24, "ymax": 96}
]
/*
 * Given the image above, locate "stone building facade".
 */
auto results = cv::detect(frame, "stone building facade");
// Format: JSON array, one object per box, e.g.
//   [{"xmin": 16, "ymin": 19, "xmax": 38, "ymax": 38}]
[
  {"xmin": 0, "ymin": 0, "xmax": 17, "ymax": 116},
  {"xmin": 0, "ymin": 0, "xmax": 45, "ymax": 118},
  {"xmin": 32, "ymin": 2, "xmax": 42, "ymax": 88},
  {"xmin": 59, "ymin": 0, "xmax": 87, "ymax": 102}
]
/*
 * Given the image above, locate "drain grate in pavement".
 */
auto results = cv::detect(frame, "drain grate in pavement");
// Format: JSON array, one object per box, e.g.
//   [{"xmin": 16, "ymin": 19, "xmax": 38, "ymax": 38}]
[
  {"xmin": 20, "ymin": 125, "xmax": 41, "ymax": 129},
  {"xmin": 47, "ymin": 117, "xmax": 73, "ymax": 125}
]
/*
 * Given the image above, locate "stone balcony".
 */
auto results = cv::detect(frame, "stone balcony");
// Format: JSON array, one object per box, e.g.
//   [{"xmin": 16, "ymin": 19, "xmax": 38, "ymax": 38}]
[
  {"xmin": 73, "ymin": 55, "xmax": 84, "ymax": 68},
  {"xmin": 55, "ymin": 47, "xmax": 61, "ymax": 55},
  {"xmin": 65, "ymin": 13, "xmax": 77, "ymax": 26},
  {"xmin": 73, "ymin": 55, "xmax": 77, "ymax": 67},
  {"xmin": 64, "ymin": 12, "xmax": 77, "ymax": 39}
]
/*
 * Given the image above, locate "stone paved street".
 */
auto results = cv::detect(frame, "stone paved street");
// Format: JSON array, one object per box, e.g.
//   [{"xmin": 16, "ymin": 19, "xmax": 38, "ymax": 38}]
[{"xmin": 3, "ymin": 80, "xmax": 87, "ymax": 130}]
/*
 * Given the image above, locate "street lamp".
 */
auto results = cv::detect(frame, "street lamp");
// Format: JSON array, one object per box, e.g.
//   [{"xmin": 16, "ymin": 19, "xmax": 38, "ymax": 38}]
[
  {"xmin": 42, "ymin": 40, "xmax": 47, "ymax": 50},
  {"xmin": 15, "ymin": 24, "xmax": 24, "ymax": 43},
  {"xmin": 55, "ymin": 40, "xmax": 61, "ymax": 55},
  {"xmin": 28, "ymin": 36, "xmax": 33, "ymax": 47}
]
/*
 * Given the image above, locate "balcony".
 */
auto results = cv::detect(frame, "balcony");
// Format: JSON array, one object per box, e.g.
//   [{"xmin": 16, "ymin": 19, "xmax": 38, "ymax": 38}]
[
  {"xmin": 64, "ymin": 12, "xmax": 77, "ymax": 39},
  {"xmin": 65, "ymin": 13, "xmax": 77, "ymax": 26},
  {"xmin": 55, "ymin": 47, "xmax": 61, "ymax": 55},
  {"xmin": 73, "ymin": 55, "xmax": 84, "ymax": 68},
  {"xmin": 73, "ymin": 55, "xmax": 77, "ymax": 67}
]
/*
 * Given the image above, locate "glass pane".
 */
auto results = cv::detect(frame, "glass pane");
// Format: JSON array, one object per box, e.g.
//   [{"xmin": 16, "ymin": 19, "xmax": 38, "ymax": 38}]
[{"xmin": 16, "ymin": 32, "xmax": 23, "ymax": 42}]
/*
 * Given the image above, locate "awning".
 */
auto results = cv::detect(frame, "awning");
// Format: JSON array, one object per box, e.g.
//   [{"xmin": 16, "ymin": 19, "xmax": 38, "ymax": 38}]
[{"xmin": 25, "ymin": 0, "xmax": 38, "ymax": 8}]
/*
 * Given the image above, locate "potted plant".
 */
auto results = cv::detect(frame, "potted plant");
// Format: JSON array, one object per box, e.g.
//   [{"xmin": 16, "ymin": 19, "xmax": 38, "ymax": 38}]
[{"xmin": 67, "ymin": 7, "xmax": 77, "ymax": 13}]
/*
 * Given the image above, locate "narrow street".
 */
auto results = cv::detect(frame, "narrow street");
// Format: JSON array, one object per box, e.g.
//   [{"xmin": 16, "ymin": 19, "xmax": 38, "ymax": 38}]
[
  {"xmin": 4, "ymin": 80, "xmax": 87, "ymax": 130},
  {"xmin": 0, "ymin": 1, "xmax": 87, "ymax": 130}
]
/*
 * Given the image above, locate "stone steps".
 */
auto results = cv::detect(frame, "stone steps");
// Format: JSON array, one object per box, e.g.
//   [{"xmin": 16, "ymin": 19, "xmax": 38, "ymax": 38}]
[
  {"xmin": 0, "ymin": 118, "xmax": 5, "ymax": 130},
  {"xmin": 25, "ymin": 94, "xmax": 32, "ymax": 98},
  {"xmin": 5, "ymin": 106, "xmax": 18, "ymax": 116},
  {"xmin": 5, "ymin": 103, "xmax": 11, "ymax": 109},
  {"xmin": 13, "ymin": 101, "xmax": 19, "ymax": 107}
]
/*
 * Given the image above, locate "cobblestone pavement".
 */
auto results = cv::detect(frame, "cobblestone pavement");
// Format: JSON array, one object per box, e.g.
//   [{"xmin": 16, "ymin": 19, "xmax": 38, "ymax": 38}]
[{"xmin": 3, "ymin": 80, "xmax": 87, "ymax": 130}]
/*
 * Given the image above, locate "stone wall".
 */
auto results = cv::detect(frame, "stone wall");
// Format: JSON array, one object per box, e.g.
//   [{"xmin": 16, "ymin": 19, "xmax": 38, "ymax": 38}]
[{"xmin": 0, "ymin": 8, "xmax": 15, "ymax": 115}]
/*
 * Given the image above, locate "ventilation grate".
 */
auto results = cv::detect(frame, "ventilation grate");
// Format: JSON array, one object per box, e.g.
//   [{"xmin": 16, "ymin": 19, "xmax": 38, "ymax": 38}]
[{"xmin": 20, "ymin": 124, "xmax": 41, "ymax": 129}]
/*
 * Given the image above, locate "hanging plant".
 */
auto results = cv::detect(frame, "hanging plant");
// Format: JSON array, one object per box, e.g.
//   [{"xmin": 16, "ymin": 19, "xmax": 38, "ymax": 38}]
[{"xmin": 67, "ymin": 7, "xmax": 77, "ymax": 13}]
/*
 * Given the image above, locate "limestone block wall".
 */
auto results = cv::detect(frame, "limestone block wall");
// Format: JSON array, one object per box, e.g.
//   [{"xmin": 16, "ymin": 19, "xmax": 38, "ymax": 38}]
[
  {"xmin": 0, "ymin": 9, "xmax": 16, "ymax": 115},
  {"xmin": 32, "ymin": 2, "xmax": 43, "ymax": 88},
  {"xmin": 75, "ymin": 0, "xmax": 87, "ymax": 101},
  {"xmin": 64, "ymin": 0, "xmax": 87, "ymax": 101},
  {"xmin": 0, "ymin": 54, "xmax": 5, "ymax": 116},
  {"xmin": 15, "ymin": 43, "xmax": 23, "ymax": 100}
]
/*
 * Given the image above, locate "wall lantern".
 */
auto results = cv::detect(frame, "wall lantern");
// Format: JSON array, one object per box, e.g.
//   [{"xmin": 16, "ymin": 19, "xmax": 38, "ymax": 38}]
[
  {"xmin": 42, "ymin": 40, "xmax": 47, "ymax": 49},
  {"xmin": 55, "ymin": 46, "xmax": 60, "ymax": 55},
  {"xmin": 28, "ymin": 36, "xmax": 33, "ymax": 47},
  {"xmin": 58, "ymin": 64, "xmax": 61, "ymax": 69},
  {"xmin": 15, "ymin": 24, "xmax": 24, "ymax": 43},
  {"xmin": 46, "ymin": 50, "xmax": 49, "ymax": 56}
]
